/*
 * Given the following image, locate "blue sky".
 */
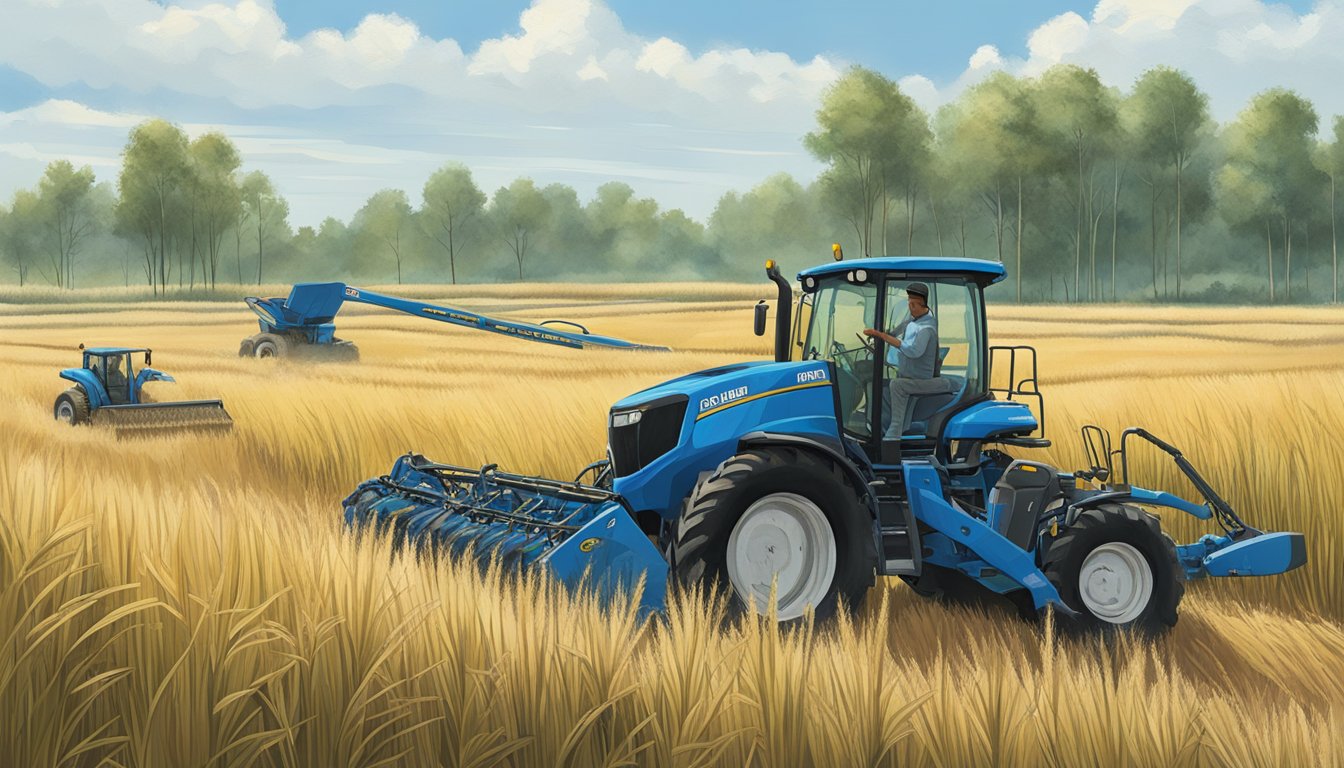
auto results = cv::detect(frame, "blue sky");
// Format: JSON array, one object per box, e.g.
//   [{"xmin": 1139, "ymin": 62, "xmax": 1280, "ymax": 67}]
[
  {"xmin": 1, "ymin": 0, "xmax": 1340, "ymax": 226},
  {"xmin": 272, "ymin": 1, "xmax": 1106, "ymax": 81}
]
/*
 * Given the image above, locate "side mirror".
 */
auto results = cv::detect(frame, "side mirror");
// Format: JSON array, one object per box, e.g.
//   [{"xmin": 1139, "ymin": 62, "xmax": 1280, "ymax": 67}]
[
  {"xmin": 753, "ymin": 301, "xmax": 768, "ymax": 336},
  {"xmin": 145, "ymin": 349, "xmax": 152, "ymax": 366}
]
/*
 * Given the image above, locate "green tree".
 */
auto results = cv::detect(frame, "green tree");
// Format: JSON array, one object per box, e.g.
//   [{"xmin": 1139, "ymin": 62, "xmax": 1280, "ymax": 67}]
[
  {"xmin": 239, "ymin": 171, "xmax": 289, "ymax": 285},
  {"xmin": 1315, "ymin": 116, "xmax": 1344, "ymax": 303},
  {"xmin": 937, "ymin": 72, "xmax": 1041, "ymax": 300},
  {"xmin": 33, "ymin": 160, "xmax": 98, "ymax": 289},
  {"xmin": 421, "ymin": 164, "xmax": 485, "ymax": 284},
  {"xmin": 1218, "ymin": 89, "xmax": 1322, "ymax": 301},
  {"xmin": 355, "ymin": 189, "xmax": 413, "ymax": 284},
  {"xmin": 1, "ymin": 193, "xmax": 42, "ymax": 286},
  {"xmin": 708, "ymin": 173, "xmax": 824, "ymax": 276},
  {"xmin": 1036, "ymin": 65, "xmax": 1120, "ymax": 301},
  {"xmin": 116, "ymin": 119, "xmax": 190, "ymax": 294},
  {"xmin": 189, "ymin": 133, "xmax": 242, "ymax": 289},
  {"xmin": 806, "ymin": 66, "xmax": 930, "ymax": 257},
  {"xmin": 491, "ymin": 179, "xmax": 550, "ymax": 280},
  {"xmin": 586, "ymin": 182, "xmax": 659, "ymax": 271},
  {"xmin": 1129, "ymin": 67, "xmax": 1211, "ymax": 299}
]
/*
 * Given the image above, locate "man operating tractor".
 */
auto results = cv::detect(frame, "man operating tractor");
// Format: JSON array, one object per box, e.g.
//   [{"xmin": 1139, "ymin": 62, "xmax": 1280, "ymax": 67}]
[{"xmin": 864, "ymin": 281, "xmax": 955, "ymax": 439}]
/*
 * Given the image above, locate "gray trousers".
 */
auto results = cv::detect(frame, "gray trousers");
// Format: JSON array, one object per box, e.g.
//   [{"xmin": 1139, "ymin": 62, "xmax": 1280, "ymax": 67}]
[{"xmin": 884, "ymin": 376, "xmax": 955, "ymax": 438}]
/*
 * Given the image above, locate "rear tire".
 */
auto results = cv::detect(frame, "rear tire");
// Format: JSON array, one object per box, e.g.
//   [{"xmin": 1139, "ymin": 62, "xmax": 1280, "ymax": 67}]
[
  {"xmin": 672, "ymin": 447, "xmax": 876, "ymax": 624},
  {"xmin": 251, "ymin": 333, "xmax": 288, "ymax": 359},
  {"xmin": 54, "ymin": 388, "xmax": 90, "ymax": 426},
  {"xmin": 1041, "ymin": 503, "xmax": 1184, "ymax": 635}
]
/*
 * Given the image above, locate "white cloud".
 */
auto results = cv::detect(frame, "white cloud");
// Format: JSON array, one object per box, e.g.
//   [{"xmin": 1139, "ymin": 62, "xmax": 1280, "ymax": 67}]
[
  {"xmin": 968, "ymin": 45, "xmax": 1003, "ymax": 71},
  {"xmin": 905, "ymin": 0, "xmax": 1344, "ymax": 124},
  {"xmin": 0, "ymin": 100, "xmax": 146, "ymax": 129},
  {"xmin": 0, "ymin": 0, "xmax": 842, "ymax": 223}
]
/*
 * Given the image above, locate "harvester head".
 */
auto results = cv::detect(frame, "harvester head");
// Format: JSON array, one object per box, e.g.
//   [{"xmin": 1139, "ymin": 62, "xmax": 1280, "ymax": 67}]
[
  {"xmin": 89, "ymin": 400, "xmax": 234, "ymax": 438},
  {"xmin": 343, "ymin": 454, "xmax": 667, "ymax": 613}
]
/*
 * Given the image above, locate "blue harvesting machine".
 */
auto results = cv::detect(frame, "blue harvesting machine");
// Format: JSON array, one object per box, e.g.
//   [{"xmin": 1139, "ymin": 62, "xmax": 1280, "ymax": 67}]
[{"xmin": 343, "ymin": 255, "xmax": 1306, "ymax": 632}]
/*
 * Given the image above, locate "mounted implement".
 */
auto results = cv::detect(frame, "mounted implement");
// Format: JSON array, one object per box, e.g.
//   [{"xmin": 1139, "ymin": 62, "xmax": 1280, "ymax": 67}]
[
  {"xmin": 239, "ymin": 282, "xmax": 668, "ymax": 360},
  {"xmin": 54, "ymin": 346, "xmax": 232, "ymax": 436},
  {"xmin": 344, "ymin": 254, "xmax": 1306, "ymax": 632}
]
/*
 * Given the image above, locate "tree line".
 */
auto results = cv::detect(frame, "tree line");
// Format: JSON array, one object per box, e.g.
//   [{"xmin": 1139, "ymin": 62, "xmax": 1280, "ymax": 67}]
[{"xmin": 3, "ymin": 63, "xmax": 1343, "ymax": 303}]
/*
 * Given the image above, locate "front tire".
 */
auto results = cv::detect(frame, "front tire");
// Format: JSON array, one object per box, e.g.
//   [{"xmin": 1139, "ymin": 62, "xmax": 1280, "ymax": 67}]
[
  {"xmin": 251, "ymin": 333, "xmax": 288, "ymax": 359},
  {"xmin": 54, "ymin": 388, "xmax": 91, "ymax": 426},
  {"xmin": 1041, "ymin": 503, "xmax": 1184, "ymax": 634},
  {"xmin": 672, "ymin": 447, "xmax": 876, "ymax": 623}
]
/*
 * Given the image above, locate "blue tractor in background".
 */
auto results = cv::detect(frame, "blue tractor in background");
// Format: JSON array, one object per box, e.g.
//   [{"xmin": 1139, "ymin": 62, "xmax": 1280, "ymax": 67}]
[
  {"xmin": 55, "ymin": 346, "xmax": 232, "ymax": 436},
  {"xmin": 344, "ymin": 255, "xmax": 1305, "ymax": 633}
]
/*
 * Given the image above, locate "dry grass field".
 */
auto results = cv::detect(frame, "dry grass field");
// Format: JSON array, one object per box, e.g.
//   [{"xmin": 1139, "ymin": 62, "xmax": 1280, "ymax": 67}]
[{"xmin": 2, "ymin": 284, "xmax": 1343, "ymax": 767}]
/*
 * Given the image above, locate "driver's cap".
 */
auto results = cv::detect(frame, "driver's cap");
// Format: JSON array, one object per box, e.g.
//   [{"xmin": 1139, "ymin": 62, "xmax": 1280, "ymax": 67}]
[{"xmin": 905, "ymin": 282, "xmax": 930, "ymax": 300}]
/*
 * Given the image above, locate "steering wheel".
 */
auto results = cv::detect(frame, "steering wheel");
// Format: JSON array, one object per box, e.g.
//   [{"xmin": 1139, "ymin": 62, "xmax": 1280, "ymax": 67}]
[{"xmin": 856, "ymin": 331, "xmax": 877, "ymax": 354}]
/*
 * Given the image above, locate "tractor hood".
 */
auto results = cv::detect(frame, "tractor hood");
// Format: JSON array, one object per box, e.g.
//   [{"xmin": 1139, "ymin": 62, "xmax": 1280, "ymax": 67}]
[
  {"xmin": 607, "ymin": 359, "xmax": 841, "ymax": 516},
  {"xmin": 611, "ymin": 360, "xmax": 813, "ymax": 412}
]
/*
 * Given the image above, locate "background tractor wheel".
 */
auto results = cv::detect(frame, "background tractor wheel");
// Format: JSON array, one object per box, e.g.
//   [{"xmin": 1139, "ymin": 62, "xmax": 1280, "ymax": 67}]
[
  {"xmin": 1041, "ymin": 503, "xmax": 1184, "ymax": 635},
  {"xmin": 251, "ymin": 333, "xmax": 288, "ymax": 359},
  {"xmin": 53, "ymin": 387, "xmax": 90, "ymax": 426},
  {"xmin": 672, "ymin": 447, "xmax": 876, "ymax": 624}
]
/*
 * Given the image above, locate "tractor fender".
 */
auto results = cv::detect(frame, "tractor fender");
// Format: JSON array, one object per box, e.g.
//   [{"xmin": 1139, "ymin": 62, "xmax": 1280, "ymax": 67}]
[
  {"xmin": 58, "ymin": 368, "xmax": 109, "ymax": 409},
  {"xmin": 737, "ymin": 430, "xmax": 878, "ymax": 518}
]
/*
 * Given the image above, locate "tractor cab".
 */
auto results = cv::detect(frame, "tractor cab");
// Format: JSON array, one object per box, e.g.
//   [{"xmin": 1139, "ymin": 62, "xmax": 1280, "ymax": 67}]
[
  {"xmin": 81, "ymin": 347, "xmax": 149, "ymax": 405},
  {"xmin": 788, "ymin": 257, "xmax": 1021, "ymax": 465}
]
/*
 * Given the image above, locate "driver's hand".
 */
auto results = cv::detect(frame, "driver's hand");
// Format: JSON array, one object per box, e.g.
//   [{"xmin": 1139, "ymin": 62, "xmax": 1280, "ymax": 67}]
[{"xmin": 862, "ymin": 328, "xmax": 879, "ymax": 338}]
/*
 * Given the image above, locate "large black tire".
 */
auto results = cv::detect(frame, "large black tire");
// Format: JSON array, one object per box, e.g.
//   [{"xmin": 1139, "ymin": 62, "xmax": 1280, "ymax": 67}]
[
  {"xmin": 1041, "ymin": 503, "xmax": 1184, "ymax": 635},
  {"xmin": 251, "ymin": 333, "xmax": 289, "ymax": 359},
  {"xmin": 672, "ymin": 447, "xmax": 876, "ymax": 624},
  {"xmin": 54, "ymin": 387, "xmax": 90, "ymax": 426}
]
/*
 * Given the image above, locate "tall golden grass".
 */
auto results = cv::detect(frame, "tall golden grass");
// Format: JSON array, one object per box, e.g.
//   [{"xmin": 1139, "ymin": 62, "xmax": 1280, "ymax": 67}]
[{"xmin": 2, "ymin": 290, "xmax": 1343, "ymax": 766}]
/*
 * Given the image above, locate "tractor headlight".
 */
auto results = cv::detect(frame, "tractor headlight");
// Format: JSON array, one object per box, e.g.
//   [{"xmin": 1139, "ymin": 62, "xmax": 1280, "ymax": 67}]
[{"xmin": 611, "ymin": 410, "xmax": 643, "ymax": 428}]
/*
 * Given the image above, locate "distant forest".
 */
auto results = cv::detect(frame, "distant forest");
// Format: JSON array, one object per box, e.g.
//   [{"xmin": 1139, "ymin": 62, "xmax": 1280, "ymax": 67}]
[{"xmin": 4, "ymin": 64, "xmax": 1344, "ymax": 303}]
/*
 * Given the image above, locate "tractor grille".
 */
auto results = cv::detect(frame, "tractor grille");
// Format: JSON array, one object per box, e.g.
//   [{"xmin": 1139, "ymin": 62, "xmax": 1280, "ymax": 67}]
[{"xmin": 608, "ymin": 396, "xmax": 688, "ymax": 477}]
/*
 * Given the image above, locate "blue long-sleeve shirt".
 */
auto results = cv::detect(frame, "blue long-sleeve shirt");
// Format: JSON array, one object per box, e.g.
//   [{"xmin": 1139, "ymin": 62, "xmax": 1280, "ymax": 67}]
[{"xmin": 885, "ymin": 311, "xmax": 939, "ymax": 379}]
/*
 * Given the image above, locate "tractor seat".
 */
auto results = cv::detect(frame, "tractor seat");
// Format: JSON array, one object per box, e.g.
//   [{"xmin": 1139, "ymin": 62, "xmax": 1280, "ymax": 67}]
[{"xmin": 905, "ymin": 374, "xmax": 965, "ymax": 436}]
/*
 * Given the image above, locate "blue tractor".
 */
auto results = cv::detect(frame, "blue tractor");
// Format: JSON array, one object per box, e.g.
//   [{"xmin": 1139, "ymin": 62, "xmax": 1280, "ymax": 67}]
[
  {"xmin": 344, "ymin": 256, "xmax": 1306, "ymax": 632},
  {"xmin": 55, "ymin": 346, "xmax": 232, "ymax": 435}
]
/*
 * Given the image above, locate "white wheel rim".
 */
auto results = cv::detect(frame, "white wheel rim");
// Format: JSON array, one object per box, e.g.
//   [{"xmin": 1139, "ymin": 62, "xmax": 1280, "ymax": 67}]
[
  {"xmin": 256, "ymin": 344, "xmax": 274, "ymax": 358},
  {"xmin": 725, "ymin": 492, "xmax": 836, "ymax": 621},
  {"xmin": 56, "ymin": 401, "xmax": 74, "ymax": 423},
  {"xmin": 1078, "ymin": 542, "xmax": 1153, "ymax": 624}
]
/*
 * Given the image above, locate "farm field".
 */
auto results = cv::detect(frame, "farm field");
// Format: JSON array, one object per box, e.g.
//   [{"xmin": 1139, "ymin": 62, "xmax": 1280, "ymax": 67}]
[{"xmin": 2, "ymin": 284, "xmax": 1344, "ymax": 767}]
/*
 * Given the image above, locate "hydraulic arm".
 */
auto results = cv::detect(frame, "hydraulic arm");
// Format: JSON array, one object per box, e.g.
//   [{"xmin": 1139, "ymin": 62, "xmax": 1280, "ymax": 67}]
[{"xmin": 240, "ymin": 282, "xmax": 668, "ymax": 359}]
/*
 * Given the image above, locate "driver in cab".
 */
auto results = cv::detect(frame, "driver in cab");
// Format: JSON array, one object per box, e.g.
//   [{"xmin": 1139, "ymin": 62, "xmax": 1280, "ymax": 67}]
[{"xmin": 862, "ymin": 282, "xmax": 953, "ymax": 439}]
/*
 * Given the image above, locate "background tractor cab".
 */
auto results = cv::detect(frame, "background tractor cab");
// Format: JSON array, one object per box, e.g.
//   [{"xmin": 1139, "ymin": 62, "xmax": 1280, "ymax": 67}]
[
  {"xmin": 769, "ymin": 253, "xmax": 1047, "ymax": 469},
  {"xmin": 64, "ymin": 347, "xmax": 166, "ymax": 408}
]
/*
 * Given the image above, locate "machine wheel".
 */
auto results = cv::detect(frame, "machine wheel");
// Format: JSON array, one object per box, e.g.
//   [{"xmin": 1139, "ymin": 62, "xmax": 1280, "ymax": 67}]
[
  {"xmin": 1040, "ymin": 503, "xmax": 1184, "ymax": 634},
  {"xmin": 672, "ymin": 447, "xmax": 876, "ymax": 624},
  {"xmin": 251, "ymin": 333, "xmax": 289, "ymax": 359},
  {"xmin": 54, "ymin": 388, "xmax": 90, "ymax": 426}
]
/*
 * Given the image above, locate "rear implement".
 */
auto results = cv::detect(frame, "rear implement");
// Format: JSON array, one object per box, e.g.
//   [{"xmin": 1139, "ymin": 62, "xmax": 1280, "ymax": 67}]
[{"xmin": 343, "ymin": 454, "xmax": 666, "ymax": 613}]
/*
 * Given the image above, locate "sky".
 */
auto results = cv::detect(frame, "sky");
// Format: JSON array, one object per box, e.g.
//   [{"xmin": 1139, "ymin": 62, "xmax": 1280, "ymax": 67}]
[{"xmin": 0, "ymin": 0, "xmax": 1338, "ymax": 227}]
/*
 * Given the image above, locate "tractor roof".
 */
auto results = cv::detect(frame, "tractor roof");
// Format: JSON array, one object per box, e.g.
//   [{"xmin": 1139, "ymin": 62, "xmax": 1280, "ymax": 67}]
[
  {"xmin": 85, "ymin": 347, "xmax": 149, "ymax": 355},
  {"xmin": 797, "ymin": 257, "xmax": 1007, "ymax": 285}
]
